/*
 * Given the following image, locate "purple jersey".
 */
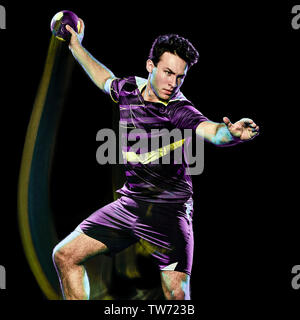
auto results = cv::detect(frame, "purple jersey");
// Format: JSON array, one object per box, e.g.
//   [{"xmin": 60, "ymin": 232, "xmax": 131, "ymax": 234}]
[{"xmin": 105, "ymin": 76, "xmax": 208, "ymax": 203}]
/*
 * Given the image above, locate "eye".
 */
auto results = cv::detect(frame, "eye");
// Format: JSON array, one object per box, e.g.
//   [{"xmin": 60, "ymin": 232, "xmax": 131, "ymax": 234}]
[{"xmin": 165, "ymin": 70, "xmax": 172, "ymax": 75}]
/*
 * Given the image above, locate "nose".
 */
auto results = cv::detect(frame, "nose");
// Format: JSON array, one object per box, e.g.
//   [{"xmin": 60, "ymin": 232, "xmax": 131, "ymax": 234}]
[{"xmin": 169, "ymin": 75, "xmax": 177, "ymax": 89}]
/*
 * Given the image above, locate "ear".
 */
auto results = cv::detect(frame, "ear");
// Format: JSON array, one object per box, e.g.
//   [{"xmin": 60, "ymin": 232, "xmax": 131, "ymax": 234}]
[{"xmin": 146, "ymin": 59, "xmax": 155, "ymax": 73}]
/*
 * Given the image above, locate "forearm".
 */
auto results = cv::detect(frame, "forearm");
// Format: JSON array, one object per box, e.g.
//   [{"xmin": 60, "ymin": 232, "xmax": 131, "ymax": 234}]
[
  {"xmin": 196, "ymin": 121, "xmax": 242, "ymax": 147},
  {"xmin": 70, "ymin": 43, "xmax": 115, "ymax": 91}
]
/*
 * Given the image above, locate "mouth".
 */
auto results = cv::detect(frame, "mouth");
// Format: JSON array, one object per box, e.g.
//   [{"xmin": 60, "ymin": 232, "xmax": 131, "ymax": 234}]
[{"xmin": 162, "ymin": 89, "xmax": 173, "ymax": 96}]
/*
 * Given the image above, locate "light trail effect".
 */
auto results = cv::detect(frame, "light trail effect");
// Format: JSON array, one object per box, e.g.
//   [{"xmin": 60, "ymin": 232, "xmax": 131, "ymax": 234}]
[{"xmin": 18, "ymin": 35, "xmax": 73, "ymax": 300}]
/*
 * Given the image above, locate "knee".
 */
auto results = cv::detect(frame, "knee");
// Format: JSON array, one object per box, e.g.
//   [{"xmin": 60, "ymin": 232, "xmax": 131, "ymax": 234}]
[
  {"xmin": 169, "ymin": 288, "xmax": 189, "ymax": 300},
  {"xmin": 52, "ymin": 245, "xmax": 62, "ymax": 268},
  {"xmin": 52, "ymin": 245, "xmax": 71, "ymax": 269},
  {"xmin": 161, "ymin": 271, "xmax": 191, "ymax": 300}
]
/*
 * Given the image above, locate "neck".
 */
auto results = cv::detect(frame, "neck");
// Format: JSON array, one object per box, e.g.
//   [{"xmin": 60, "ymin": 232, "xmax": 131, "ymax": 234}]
[{"xmin": 143, "ymin": 82, "xmax": 159, "ymax": 103}]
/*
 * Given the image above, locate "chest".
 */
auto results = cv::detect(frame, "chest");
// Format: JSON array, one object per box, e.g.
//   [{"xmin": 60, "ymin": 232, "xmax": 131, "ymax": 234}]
[{"xmin": 118, "ymin": 92, "xmax": 173, "ymax": 131}]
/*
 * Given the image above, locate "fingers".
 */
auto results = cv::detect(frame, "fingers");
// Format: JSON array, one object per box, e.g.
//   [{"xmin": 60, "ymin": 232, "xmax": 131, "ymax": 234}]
[
  {"xmin": 243, "ymin": 118, "xmax": 260, "ymax": 139},
  {"xmin": 223, "ymin": 117, "xmax": 232, "ymax": 128},
  {"xmin": 252, "ymin": 127, "xmax": 260, "ymax": 138},
  {"xmin": 66, "ymin": 18, "xmax": 84, "ymax": 35},
  {"xmin": 65, "ymin": 24, "xmax": 76, "ymax": 35},
  {"xmin": 240, "ymin": 118, "xmax": 260, "ymax": 131},
  {"xmin": 248, "ymin": 121, "xmax": 259, "ymax": 133},
  {"xmin": 240, "ymin": 118, "xmax": 257, "ymax": 128},
  {"xmin": 66, "ymin": 18, "xmax": 84, "ymax": 48},
  {"xmin": 78, "ymin": 18, "xmax": 85, "ymax": 34},
  {"xmin": 247, "ymin": 125, "xmax": 260, "ymax": 140},
  {"xmin": 240, "ymin": 118, "xmax": 253, "ymax": 123}
]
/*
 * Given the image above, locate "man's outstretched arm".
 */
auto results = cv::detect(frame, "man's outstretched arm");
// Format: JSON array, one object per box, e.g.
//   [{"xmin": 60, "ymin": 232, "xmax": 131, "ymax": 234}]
[
  {"xmin": 66, "ymin": 19, "xmax": 115, "ymax": 91},
  {"xmin": 196, "ymin": 117, "xmax": 260, "ymax": 146}
]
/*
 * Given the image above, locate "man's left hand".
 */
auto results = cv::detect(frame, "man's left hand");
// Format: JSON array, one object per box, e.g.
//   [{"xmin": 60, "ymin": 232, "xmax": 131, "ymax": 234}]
[{"xmin": 223, "ymin": 117, "xmax": 260, "ymax": 141}]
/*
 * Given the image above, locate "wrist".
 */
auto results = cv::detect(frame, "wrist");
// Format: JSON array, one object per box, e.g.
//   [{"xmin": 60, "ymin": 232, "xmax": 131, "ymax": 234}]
[
  {"xmin": 69, "ymin": 40, "xmax": 83, "ymax": 54},
  {"xmin": 213, "ymin": 124, "xmax": 242, "ymax": 147}
]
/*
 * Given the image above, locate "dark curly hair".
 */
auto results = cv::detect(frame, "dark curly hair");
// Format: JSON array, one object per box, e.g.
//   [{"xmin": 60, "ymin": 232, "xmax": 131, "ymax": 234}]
[{"xmin": 148, "ymin": 34, "xmax": 199, "ymax": 68}]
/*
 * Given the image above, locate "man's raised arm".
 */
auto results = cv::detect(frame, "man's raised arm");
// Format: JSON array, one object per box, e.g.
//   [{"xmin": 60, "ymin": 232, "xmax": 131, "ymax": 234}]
[{"xmin": 66, "ymin": 19, "xmax": 115, "ymax": 91}]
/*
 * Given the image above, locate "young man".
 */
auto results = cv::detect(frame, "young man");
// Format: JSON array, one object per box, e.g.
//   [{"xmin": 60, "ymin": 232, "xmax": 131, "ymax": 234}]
[{"xmin": 52, "ymin": 19, "xmax": 259, "ymax": 300}]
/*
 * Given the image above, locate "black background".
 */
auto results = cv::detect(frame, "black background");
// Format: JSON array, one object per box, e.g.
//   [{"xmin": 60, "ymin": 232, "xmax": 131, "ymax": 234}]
[{"xmin": 0, "ymin": 0, "xmax": 297, "ymax": 316}]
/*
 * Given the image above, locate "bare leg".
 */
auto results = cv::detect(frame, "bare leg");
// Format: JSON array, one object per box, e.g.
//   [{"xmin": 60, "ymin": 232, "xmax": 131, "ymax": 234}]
[
  {"xmin": 160, "ymin": 270, "xmax": 191, "ymax": 300},
  {"xmin": 52, "ymin": 229, "xmax": 108, "ymax": 300}
]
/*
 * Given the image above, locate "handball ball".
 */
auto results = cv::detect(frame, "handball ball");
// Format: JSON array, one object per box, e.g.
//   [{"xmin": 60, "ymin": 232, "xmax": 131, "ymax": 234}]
[{"xmin": 50, "ymin": 10, "xmax": 80, "ymax": 41}]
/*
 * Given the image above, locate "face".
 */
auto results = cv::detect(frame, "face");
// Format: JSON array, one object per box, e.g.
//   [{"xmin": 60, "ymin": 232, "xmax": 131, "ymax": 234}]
[{"xmin": 146, "ymin": 52, "xmax": 188, "ymax": 102}]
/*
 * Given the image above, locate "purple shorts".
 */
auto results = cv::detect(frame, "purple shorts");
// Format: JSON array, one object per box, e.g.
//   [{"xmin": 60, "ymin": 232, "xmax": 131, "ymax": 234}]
[{"xmin": 77, "ymin": 196, "xmax": 194, "ymax": 275}]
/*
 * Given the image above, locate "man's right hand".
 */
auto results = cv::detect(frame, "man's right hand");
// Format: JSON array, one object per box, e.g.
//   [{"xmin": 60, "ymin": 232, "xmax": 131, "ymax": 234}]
[{"xmin": 66, "ymin": 18, "xmax": 85, "ymax": 50}]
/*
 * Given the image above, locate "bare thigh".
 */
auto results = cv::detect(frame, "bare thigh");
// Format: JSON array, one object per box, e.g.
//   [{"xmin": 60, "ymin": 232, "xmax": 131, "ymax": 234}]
[{"xmin": 53, "ymin": 229, "xmax": 109, "ymax": 265}]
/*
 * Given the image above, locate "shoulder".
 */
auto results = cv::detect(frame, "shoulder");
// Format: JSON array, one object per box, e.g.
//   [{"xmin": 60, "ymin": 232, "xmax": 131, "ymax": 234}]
[
  {"xmin": 170, "ymin": 90, "xmax": 190, "ymax": 104},
  {"xmin": 167, "ymin": 90, "xmax": 195, "ymax": 110},
  {"xmin": 169, "ymin": 91, "xmax": 207, "ymax": 120},
  {"xmin": 167, "ymin": 91, "xmax": 195, "ymax": 113},
  {"xmin": 135, "ymin": 76, "xmax": 147, "ymax": 90},
  {"xmin": 114, "ymin": 76, "xmax": 146, "ymax": 93}
]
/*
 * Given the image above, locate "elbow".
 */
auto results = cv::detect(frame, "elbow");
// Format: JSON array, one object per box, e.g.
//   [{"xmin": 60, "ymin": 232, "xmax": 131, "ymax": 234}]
[{"xmin": 101, "ymin": 75, "xmax": 116, "ymax": 93}]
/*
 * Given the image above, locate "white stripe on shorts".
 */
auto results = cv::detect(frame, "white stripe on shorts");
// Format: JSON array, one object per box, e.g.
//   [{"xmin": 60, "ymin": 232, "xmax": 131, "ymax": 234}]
[{"xmin": 161, "ymin": 262, "xmax": 178, "ymax": 271}]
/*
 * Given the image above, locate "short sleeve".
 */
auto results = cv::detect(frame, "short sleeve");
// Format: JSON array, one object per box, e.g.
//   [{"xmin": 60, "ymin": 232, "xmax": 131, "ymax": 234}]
[
  {"xmin": 104, "ymin": 77, "xmax": 125, "ymax": 103},
  {"xmin": 169, "ymin": 102, "xmax": 209, "ymax": 130}
]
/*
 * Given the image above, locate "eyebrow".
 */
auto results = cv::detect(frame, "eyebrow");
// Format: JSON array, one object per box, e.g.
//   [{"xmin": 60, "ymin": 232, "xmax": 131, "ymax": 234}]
[{"xmin": 165, "ymin": 67, "xmax": 186, "ymax": 77}]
